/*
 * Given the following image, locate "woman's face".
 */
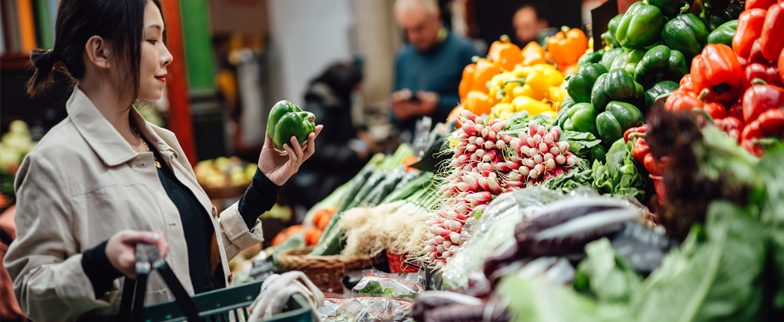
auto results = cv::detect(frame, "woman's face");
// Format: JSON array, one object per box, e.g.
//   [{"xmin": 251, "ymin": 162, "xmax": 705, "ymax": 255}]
[{"xmin": 138, "ymin": 0, "xmax": 172, "ymax": 101}]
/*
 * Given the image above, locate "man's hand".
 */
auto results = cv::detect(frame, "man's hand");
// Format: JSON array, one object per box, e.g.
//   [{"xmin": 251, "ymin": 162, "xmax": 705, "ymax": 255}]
[{"xmin": 389, "ymin": 90, "xmax": 439, "ymax": 121}]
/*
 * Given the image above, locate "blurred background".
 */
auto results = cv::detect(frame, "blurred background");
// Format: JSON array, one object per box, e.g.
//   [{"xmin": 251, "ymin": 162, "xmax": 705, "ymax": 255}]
[{"xmin": 0, "ymin": 0, "xmax": 603, "ymax": 231}]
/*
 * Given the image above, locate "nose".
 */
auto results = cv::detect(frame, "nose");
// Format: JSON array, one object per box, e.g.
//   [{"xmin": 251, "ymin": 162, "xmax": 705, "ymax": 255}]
[{"xmin": 160, "ymin": 42, "xmax": 173, "ymax": 67}]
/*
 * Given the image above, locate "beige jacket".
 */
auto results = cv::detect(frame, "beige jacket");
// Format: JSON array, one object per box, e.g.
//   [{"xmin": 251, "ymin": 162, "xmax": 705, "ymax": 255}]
[{"xmin": 4, "ymin": 87, "xmax": 265, "ymax": 321}]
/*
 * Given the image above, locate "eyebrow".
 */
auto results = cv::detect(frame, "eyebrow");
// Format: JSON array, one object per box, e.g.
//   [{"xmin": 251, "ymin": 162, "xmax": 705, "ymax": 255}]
[{"xmin": 146, "ymin": 24, "xmax": 164, "ymax": 32}]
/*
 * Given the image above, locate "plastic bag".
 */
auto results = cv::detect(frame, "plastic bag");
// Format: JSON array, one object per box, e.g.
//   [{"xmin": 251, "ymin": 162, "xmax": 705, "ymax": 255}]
[
  {"xmin": 440, "ymin": 187, "xmax": 565, "ymax": 290},
  {"xmin": 352, "ymin": 270, "xmax": 425, "ymax": 301},
  {"xmin": 316, "ymin": 296, "xmax": 414, "ymax": 322}
]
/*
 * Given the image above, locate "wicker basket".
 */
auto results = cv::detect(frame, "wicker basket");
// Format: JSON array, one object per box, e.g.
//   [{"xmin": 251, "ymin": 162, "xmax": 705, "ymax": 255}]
[{"xmin": 277, "ymin": 247, "xmax": 385, "ymax": 293}]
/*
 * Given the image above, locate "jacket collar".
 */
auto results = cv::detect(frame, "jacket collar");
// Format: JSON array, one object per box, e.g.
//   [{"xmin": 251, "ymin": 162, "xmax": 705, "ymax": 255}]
[{"xmin": 67, "ymin": 87, "xmax": 177, "ymax": 167}]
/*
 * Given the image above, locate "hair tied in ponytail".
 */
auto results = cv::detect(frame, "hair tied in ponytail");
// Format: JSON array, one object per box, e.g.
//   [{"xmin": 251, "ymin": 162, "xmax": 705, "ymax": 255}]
[
  {"xmin": 27, "ymin": 49, "xmax": 62, "ymax": 96},
  {"xmin": 30, "ymin": 49, "xmax": 61, "ymax": 71}
]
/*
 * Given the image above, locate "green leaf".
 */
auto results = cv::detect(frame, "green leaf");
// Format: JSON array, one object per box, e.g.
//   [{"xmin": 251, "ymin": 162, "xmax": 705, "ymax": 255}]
[
  {"xmin": 631, "ymin": 201, "xmax": 767, "ymax": 322},
  {"xmin": 574, "ymin": 238, "xmax": 642, "ymax": 303}
]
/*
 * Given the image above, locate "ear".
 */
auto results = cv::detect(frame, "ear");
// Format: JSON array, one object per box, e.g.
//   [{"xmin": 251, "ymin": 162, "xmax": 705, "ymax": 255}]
[{"xmin": 84, "ymin": 36, "xmax": 112, "ymax": 70}]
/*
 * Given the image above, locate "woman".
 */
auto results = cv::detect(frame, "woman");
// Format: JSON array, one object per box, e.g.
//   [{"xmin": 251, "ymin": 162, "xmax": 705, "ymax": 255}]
[
  {"xmin": 3, "ymin": 0, "xmax": 322, "ymax": 320},
  {"xmin": 280, "ymin": 62, "xmax": 371, "ymax": 209}
]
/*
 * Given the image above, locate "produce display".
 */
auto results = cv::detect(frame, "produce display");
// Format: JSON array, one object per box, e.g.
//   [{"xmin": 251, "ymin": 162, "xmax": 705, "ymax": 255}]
[
  {"xmin": 266, "ymin": 1, "xmax": 784, "ymax": 321},
  {"xmin": 2, "ymin": 0, "xmax": 777, "ymax": 320}
]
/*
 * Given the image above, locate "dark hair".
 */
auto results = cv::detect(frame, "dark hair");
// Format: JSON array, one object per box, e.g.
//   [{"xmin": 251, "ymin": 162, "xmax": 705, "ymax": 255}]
[
  {"xmin": 516, "ymin": 2, "xmax": 549, "ymax": 23},
  {"xmin": 27, "ymin": 0, "xmax": 164, "ymax": 99},
  {"xmin": 309, "ymin": 62, "xmax": 363, "ymax": 102}
]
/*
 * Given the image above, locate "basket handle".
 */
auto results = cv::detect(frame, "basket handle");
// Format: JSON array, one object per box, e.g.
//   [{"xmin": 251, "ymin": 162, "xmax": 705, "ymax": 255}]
[{"xmin": 117, "ymin": 244, "xmax": 203, "ymax": 322}]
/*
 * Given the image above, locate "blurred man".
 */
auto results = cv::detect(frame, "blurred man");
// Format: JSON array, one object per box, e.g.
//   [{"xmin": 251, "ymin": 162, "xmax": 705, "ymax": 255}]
[
  {"xmin": 391, "ymin": 0, "xmax": 479, "ymax": 133},
  {"xmin": 512, "ymin": 3, "xmax": 553, "ymax": 46}
]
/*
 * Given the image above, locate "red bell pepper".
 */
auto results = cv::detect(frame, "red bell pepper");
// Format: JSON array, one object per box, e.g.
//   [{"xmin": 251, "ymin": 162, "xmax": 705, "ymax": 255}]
[
  {"xmin": 758, "ymin": 109, "xmax": 784, "ymax": 135},
  {"xmin": 744, "ymin": 63, "xmax": 782, "ymax": 88},
  {"xmin": 741, "ymin": 125, "xmax": 765, "ymax": 156},
  {"xmin": 703, "ymin": 101, "xmax": 727, "ymax": 119},
  {"xmin": 761, "ymin": 3, "xmax": 784, "ymax": 61},
  {"xmin": 780, "ymin": 50, "xmax": 784, "ymax": 84},
  {"xmin": 623, "ymin": 125, "xmax": 649, "ymax": 143},
  {"xmin": 741, "ymin": 109, "xmax": 784, "ymax": 156},
  {"xmin": 643, "ymin": 154, "xmax": 663, "ymax": 176},
  {"xmin": 679, "ymin": 74, "xmax": 694, "ymax": 91},
  {"xmin": 746, "ymin": 0, "xmax": 777, "ymax": 10},
  {"xmin": 733, "ymin": 9, "xmax": 768, "ymax": 59},
  {"xmin": 742, "ymin": 79, "xmax": 784, "ymax": 123},
  {"xmin": 691, "ymin": 44, "xmax": 745, "ymax": 101},
  {"xmin": 727, "ymin": 99, "xmax": 745, "ymax": 121},
  {"xmin": 665, "ymin": 87, "xmax": 704, "ymax": 113},
  {"xmin": 631, "ymin": 138, "xmax": 649, "ymax": 164},
  {"xmin": 714, "ymin": 116, "xmax": 744, "ymax": 142},
  {"xmin": 748, "ymin": 39, "xmax": 776, "ymax": 66}
]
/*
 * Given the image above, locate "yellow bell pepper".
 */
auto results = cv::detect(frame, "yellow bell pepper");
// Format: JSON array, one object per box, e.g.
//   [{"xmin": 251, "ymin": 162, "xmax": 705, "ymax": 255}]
[
  {"xmin": 512, "ymin": 96, "xmax": 552, "ymax": 116},
  {"xmin": 540, "ymin": 110, "xmax": 557, "ymax": 121},
  {"xmin": 491, "ymin": 102, "xmax": 514, "ymax": 120},
  {"xmin": 514, "ymin": 84, "xmax": 545, "ymax": 100},
  {"xmin": 488, "ymin": 72, "xmax": 515, "ymax": 101},
  {"xmin": 548, "ymin": 86, "xmax": 567, "ymax": 106}
]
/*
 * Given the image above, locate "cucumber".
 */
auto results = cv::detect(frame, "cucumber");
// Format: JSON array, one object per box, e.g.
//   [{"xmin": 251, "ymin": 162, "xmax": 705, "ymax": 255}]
[
  {"xmin": 381, "ymin": 172, "xmax": 434, "ymax": 204},
  {"xmin": 336, "ymin": 165, "xmax": 376, "ymax": 214},
  {"xmin": 368, "ymin": 167, "xmax": 407, "ymax": 206},
  {"xmin": 347, "ymin": 170, "xmax": 387, "ymax": 210}
]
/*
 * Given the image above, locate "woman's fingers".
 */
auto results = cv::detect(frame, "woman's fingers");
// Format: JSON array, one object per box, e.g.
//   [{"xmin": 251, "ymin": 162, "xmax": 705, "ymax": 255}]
[
  {"xmin": 302, "ymin": 125, "xmax": 322, "ymax": 160},
  {"xmin": 290, "ymin": 136, "xmax": 304, "ymax": 161},
  {"xmin": 283, "ymin": 143, "xmax": 299, "ymax": 167}
]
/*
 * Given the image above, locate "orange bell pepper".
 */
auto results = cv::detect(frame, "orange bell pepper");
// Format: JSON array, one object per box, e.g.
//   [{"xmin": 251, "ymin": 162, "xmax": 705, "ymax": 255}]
[
  {"xmin": 470, "ymin": 58, "xmax": 501, "ymax": 93},
  {"xmin": 487, "ymin": 35, "xmax": 523, "ymax": 72},
  {"xmin": 465, "ymin": 91, "xmax": 494, "ymax": 116},
  {"xmin": 447, "ymin": 104, "xmax": 465, "ymax": 126},
  {"xmin": 459, "ymin": 64, "xmax": 475, "ymax": 99},
  {"xmin": 546, "ymin": 27, "xmax": 588, "ymax": 68},
  {"xmin": 561, "ymin": 63, "xmax": 579, "ymax": 76},
  {"xmin": 521, "ymin": 42, "xmax": 547, "ymax": 66}
]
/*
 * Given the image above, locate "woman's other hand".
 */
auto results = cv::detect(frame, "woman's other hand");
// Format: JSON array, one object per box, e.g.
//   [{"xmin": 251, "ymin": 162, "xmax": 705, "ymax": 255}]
[
  {"xmin": 105, "ymin": 230, "xmax": 169, "ymax": 278},
  {"xmin": 259, "ymin": 125, "xmax": 323, "ymax": 186}
]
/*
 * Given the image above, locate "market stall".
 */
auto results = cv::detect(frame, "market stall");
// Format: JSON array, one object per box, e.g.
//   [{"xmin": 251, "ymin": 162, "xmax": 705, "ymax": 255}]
[{"xmin": 230, "ymin": 0, "xmax": 784, "ymax": 321}]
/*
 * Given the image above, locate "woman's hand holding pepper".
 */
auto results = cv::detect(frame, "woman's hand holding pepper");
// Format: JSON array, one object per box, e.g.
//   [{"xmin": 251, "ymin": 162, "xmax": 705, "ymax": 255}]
[{"xmin": 259, "ymin": 126, "xmax": 323, "ymax": 186}]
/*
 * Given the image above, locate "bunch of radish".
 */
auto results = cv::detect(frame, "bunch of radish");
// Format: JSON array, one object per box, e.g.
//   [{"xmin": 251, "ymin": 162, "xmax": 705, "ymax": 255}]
[
  {"xmin": 424, "ymin": 110, "xmax": 581, "ymax": 269},
  {"xmin": 505, "ymin": 120, "xmax": 580, "ymax": 187}
]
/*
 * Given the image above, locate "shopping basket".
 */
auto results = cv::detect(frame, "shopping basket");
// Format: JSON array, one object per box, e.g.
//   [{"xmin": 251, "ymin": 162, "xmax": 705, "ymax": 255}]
[{"xmin": 83, "ymin": 244, "xmax": 313, "ymax": 322}]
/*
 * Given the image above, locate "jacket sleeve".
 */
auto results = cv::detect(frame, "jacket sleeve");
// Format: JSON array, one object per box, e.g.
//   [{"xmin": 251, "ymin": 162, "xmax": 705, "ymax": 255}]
[
  {"xmin": 4, "ymin": 155, "xmax": 115, "ymax": 321},
  {"xmin": 217, "ymin": 203, "xmax": 264, "ymax": 261}
]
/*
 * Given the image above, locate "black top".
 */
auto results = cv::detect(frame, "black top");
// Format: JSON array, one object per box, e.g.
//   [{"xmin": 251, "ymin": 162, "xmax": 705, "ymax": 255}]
[{"xmin": 82, "ymin": 140, "xmax": 280, "ymax": 298}]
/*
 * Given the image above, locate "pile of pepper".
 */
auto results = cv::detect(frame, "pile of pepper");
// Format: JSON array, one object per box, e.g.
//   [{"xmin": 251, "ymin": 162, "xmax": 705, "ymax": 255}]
[
  {"xmin": 454, "ymin": 31, "xmax": 589, "ymax": 121},
  {"xmin": 663, "ymin": 0, "xmax": 784, "ymax": 157}
]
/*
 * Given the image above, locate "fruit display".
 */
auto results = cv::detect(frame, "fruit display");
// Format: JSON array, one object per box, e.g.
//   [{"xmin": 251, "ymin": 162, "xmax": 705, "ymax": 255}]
[{"xmin": 194, "ymin": 156, "xmax": 256, "ymax": 190}]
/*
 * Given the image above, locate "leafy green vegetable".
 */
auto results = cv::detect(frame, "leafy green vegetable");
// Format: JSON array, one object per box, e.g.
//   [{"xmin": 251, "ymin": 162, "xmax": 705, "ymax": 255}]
[
  {"xmin": 504, "ymin": 111, "xmax": 532, "ymax": 132},
  {"xmin": 574, "ymin": 238, "xmax": 642, "ymax": 303},
  {"xmin": 542, "ymin": 166, "xmax": 593, "ymax": 194},
  {"xmin": 757, "ymin": 144, "xmax": 784, "ymax": 310},
  {"xmin": 561, "ymin": 130, "xmax": 604, "ymax": 162},
  {"xmin": 499, "ymin": 276, "xmax": 629, "ymax": 322},
  {"xmin": 631, "ymin": 201, "xmax": 767, "ymax": 322},
  {"xmin": 591, "ymin": 138, "xmax": 648, "ymax": 201}
]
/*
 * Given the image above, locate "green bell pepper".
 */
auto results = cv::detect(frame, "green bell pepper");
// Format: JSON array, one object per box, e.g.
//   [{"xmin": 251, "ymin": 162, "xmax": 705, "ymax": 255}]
[
  {"xmin": 644, "ymin": 80, "xmax": 679, "ymax": 112},
  {"xmin": 596, "ymin": 101, "xmax": 645, "ymax": 145},
  {"xmin": 646, "ymin": 0, "xmax": 688, "ymax": 19},
  {"xmin": 615, "ymin": 2, "xmax": 666, "ymax": 49},
  {"xmin": 609, "ymin": 49, "xmax": 646, "ymax": 75},
  {"xmin": 707, "ymin": 20, "xmax": 737, "ymax": 48},
  {"xmin": 554, "ymin": 97, "xmax": 575, "ymax": 129},
  {"xmin": 266, "ymin": 100, "xmax": 316, "ymax": 150},
  {"xmin": 590, "ymin": 69, "xmax": 645, "ymax": 112},
  {"xmin": 600, "ymin": 48, "xmax": 626, "ymax": 70},
  {"xmin": 567, "ymin": 63, "xmax": 609, "ymax": 103},
  {"xmin": 699, "ymin": 7, "xmax": 737, "ymax": 32},
  {"xmin": 633, "ymin": 45, "xmax": 688, "ymax": 90},
  {"xmin": 577, "ymin": 50, "xmax": 604, "ymax": 68},
  {"xmin": 602, "ymin": 14, "xmax": 624, "ymax": 48},
  {"xmin": 564, "ymin": 103, "xmax": 600, "ymax": 137},
  {"xmin": 590, "ymin": 145, "xmax": 607, "ymax": 162},
  {"xmin": 661, "ymin": 13, "xmax": 709, "ymax": 59}
]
